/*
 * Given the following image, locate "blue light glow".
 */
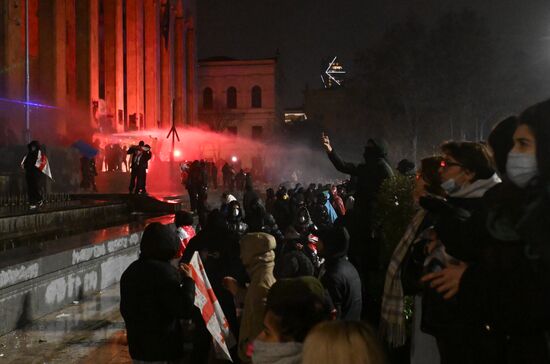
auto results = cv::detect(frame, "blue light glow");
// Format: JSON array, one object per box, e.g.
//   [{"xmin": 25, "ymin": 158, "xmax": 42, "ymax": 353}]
[{"xmin": 0, "ymin": 97, "xmax": 59, "ymax": 110}]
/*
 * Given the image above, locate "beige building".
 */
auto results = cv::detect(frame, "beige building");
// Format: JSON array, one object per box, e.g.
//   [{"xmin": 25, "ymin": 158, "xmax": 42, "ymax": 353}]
[{"xmin": 198, "ymin": 57, "xmax": 280, "ymax": 141}]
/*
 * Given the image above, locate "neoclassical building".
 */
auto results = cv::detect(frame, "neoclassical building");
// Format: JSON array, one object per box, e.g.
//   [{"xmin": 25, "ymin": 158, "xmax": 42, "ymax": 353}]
[
  {"xmin": 0, "ymin": 0, "xmax": 198, "ymax": 142},
  {"xmin": 198, "ymin": 57, "xmax": 280, "ymax": 141}
]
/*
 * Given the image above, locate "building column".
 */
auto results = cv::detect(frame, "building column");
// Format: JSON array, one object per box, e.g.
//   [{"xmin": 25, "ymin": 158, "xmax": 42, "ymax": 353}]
[
  {"xmin": 103, "ymin": 0, "xmax": 124, "ymax": 132},
  {"xmin": 160, "ymin": 0, "xmax": 176, "ymax": 129},
  {"xmin": 38, "ymin": 0, "xmax": 67, "ymax": 134},
  {"xmin": 1, "ymin": 1, "xmax": 22, "ymax": 100},
  {"xmin": 185, "ymin": 16, "xmax": 197, "ymax": 125},
  {"xmin": 144, "ymin": 0, "xmax": 161, "ymax": 129},
  {"xmin": 65, "ymin": 0, "xmax": 76, "ymax": 104},
  {"xmin": 75, "ymin": 0, "xmax": 99, "ymax": 129},
  {"xmin": 126, "ymin": 0, "xmax": 145, "ymax": 130},
  {"xmin": 174, "ymin": 0, "xmax": 185, "ymax": 127}
]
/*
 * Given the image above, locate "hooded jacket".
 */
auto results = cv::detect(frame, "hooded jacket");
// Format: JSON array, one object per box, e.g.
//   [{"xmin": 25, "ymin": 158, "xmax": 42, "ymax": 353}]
[
  {"xmin": 181, "ymin": 210, "xmax": 246, "ymax": 338},
  {"xmin": 420, "ymin": 174, "xmax": 501, "ymax": 337},
  {"xmin": 120, "ymin": 223, "xmax": 195, "ymax": 362},
  {"xmin": 317, "ymin": 227, "xmax": 362, "ymax": 321},
  {"xmin": 456, "ymin": 180, "xmax": 550, "ymax": 363},
  {"xmin": 327, "ymin": 138, "xmax": 393, "ymax": 218},
  {"xmin": 238, "ymin": 233, "xmax": 277, "ymax": 363},
  {"xmin": 23, "ymin": 141, "xmax": 40, "ymax": 170}
]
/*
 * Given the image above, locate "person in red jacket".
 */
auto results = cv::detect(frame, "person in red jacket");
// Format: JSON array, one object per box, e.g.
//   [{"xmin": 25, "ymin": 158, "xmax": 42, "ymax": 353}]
[{"xmin": 330, "ymin": 185, "xmax": 346, "ymax": 217}]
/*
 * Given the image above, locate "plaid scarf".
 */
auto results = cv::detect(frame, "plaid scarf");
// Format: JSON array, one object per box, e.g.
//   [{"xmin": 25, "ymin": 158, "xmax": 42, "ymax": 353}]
[{"xmin": 380, "ymin": 209, "xmax": 427, "ymax": 347}]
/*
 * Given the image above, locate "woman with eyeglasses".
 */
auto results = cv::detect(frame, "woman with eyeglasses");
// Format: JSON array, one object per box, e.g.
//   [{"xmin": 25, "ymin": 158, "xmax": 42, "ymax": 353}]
[
  {"xmin": 418, "ymin": 141, "xmax": 501, "ymax": 364},
  {"xmin": 426, "ymin": 100, "xmax": 550, "ymax": 363}
]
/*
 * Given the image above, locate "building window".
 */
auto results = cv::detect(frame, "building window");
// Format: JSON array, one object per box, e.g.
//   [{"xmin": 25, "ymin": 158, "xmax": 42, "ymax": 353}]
[
  {"xmin": 227, "ymin": 126, "xmax": 238, "ymax": 135},
  {"xmin": 251, "ymin": 86, "xmax": 262, "ymax": 108},
  {"xmin": 227, "ymin": 87, "xmax": 237, "ymax": 109},
  {"xmin": 203, "ymin": 87, "xmax": 213, "ymax": 109},
  {"xmin": 252, "ymin": 126, "xmax": 263, "ymax": 140}
]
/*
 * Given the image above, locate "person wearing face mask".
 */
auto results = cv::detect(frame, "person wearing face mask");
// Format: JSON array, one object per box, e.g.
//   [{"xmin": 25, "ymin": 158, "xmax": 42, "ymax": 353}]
[
  {"xmin": 419, "ymin": 141, "xmax": 500, "ymax": 364},
  {"xmin": 424, "ymin": 100, "xmax": 550, "ymax": 363},
  {"xmin": 487, "ymin": 116, "xmax": 519, "ymax": 180},
  {"xmin": 227, "ymin": 200, "xmax": 249, "ymax": 237}
]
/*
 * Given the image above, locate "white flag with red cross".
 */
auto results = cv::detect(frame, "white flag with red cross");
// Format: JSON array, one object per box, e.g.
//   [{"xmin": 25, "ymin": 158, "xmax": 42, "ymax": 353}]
[
  {"xmin": 35, "ymin": 150, "xmax": 53, "ymax": 179},
  {"xmin": 190, "ymin": 252, "xmax": 235, "ymax": 362},
  {"xmin": 20, "ymin": 150, "xmax": 53, "ymax": 180}
]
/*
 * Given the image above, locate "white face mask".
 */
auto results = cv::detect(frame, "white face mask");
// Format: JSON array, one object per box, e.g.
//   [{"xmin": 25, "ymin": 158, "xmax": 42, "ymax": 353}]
[
  {"xmin": 441, "ymin": 178, "xmax": 459, "ymax": 194},
  {"xmin": 506, "ymin": 152, "xmax": 538, "ymax": 188}
]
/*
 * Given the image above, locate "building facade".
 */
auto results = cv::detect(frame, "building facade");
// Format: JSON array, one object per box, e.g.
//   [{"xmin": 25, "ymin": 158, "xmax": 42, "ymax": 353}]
[
  {"xmin": 0, "ymin": 0, "xmax": 198, "ymax": 143},
  {"xmin": 198, "ymin": 57, "xmax": 280, "ymax": 141}
]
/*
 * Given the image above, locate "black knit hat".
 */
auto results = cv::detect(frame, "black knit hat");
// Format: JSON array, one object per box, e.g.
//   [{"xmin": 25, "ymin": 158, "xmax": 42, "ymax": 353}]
[
  {"xmin": 140, "ymin": 222, "xmax": 180, "ymax": 261},
  {"xmin": 316, "ymin": 226, "xmax": 350, "ymax": 260}
]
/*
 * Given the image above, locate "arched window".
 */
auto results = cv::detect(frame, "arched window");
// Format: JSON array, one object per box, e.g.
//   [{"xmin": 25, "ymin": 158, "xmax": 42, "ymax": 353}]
[
  {"xmin": 251, "ymin": 86, "xmax": 262, "ymax": 108},
  {"xmin": 203, "ymin": 87, "xmax": 213, "ymax": 109},
  {"xmin": 227, "ymin": 87, "xmax": 237, "ymax": 109}
]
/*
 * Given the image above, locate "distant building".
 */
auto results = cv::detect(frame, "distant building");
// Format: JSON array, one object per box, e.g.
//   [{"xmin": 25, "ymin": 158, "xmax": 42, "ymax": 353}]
[
  {"xmin": 284, "ymin": 108, "xmax": 307, "ymax": 123},
  {"xmin": 198, "ymin": 57, "xmax": 280, "ymax": 140}
]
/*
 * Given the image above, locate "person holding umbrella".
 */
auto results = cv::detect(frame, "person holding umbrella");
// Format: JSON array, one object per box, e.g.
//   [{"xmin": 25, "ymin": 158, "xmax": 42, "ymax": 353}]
[{"xmin": 72, "ymin": 140, "xmax": 99, "ymax": 193}]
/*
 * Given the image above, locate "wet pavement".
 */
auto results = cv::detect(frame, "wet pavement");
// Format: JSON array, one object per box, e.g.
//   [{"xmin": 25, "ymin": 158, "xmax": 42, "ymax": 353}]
[{"xmin": 0, "ymin": 282, "xmax": 131, "ymax": 364}]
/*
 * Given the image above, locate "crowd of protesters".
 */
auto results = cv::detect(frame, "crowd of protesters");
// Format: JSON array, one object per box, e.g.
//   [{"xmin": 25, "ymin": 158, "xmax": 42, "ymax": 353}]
[{"xmin": 120, "ymin": 98, "xmax": 550, "ymax": 364}]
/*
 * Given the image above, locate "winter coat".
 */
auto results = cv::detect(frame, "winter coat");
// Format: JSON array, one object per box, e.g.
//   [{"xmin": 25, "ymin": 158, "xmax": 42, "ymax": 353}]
[
  {"xmin": 318, "ymin": 228, "xmax": 362, "ymax": 321},
  {"xmin": 327, "ymin": 139, "xmax": 393, "ymax": 219},
  {"xmin": 331, "ymin": 194, "xmax": 346, "ymax": 217},
  {"xmin": 23, "ymin": 141, "xmax": 40, "ymax": 171},
  {"xmin": 181, "ymin": 225, "xmax": 246, "ymax": 337},
  {"xmin": 120, "ymin": 259, "xmax": 195, "ymax": 361},
  {"xmin": 238, "ymin": 233, "xmax": 277, "ymax": 363},
  {"xmin": 457, "ymin": 181, "xmax": 550, "ymax": 363},
  {"xmin": 127, "ymin": 146, "xmax": 151, "ymax": 170},
  {"xmin": 420, "ymin": 174, "xmax": 501, "ymax": 336},
  {"xmin": 273, "ymin": 199, "xmax": 292, "ymax": 232}
]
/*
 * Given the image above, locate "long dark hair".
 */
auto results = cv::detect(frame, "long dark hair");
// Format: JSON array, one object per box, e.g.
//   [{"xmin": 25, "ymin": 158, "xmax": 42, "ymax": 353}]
[{"xmin": 519, "ymin": 100, "xmax": 550, "ymax": 185}]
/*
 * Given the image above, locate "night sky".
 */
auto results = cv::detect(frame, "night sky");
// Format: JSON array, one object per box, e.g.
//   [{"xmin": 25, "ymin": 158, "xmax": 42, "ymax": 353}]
[{"xmin": 197, "ymin": 0, "xmax": 550, "ymax": 108}]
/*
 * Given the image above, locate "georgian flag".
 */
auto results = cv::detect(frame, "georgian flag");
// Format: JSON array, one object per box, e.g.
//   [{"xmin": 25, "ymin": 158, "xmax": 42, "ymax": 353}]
[
  {"xmin": 190, "ymin": 252, "xmax": 235, "ymax": 362},
  {"xmin": 35, "ymin": 150, "xmax": 53, "ymax": 179},
  {"xmin": 21, "ymin": 150, "xmax": 53, "ymax": 180}
]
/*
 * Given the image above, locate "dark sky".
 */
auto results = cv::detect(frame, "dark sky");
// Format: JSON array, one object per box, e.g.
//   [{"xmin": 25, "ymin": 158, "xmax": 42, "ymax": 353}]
[{"xmin": 197, "ymin": 0, "xmax": 550, "ymax": 108}]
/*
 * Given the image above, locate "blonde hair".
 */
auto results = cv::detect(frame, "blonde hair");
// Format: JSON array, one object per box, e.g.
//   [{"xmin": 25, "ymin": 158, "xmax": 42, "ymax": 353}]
[{"xmin": 302, "ymin": 321, "xmax": 386, "ymax": 364}]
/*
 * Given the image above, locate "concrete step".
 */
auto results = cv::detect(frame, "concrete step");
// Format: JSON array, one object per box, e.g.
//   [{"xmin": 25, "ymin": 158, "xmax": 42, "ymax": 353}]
[
  {"xmin": 0, "ymin": 214, "xmax": 175, "ymax": 336},
  {"xmin": 0, "ymin": 200, "xmax": 129, "ymax": 237}
]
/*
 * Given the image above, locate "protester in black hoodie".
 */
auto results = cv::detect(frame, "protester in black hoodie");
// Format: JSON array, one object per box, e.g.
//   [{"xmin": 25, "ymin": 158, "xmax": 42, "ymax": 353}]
[
  {"xmin": 22, "ymin": 140, "xmax": 43, "ymax": 208},
  {"xmin": 317, "ymin": 225, "xmax": 362, "ymax": 321},
  {"xmin": 322, "ymin": 133, "xmax": 394, "ymax": 324},
  {"xmin": 120, "ymin": 222, "xmax": 196, "ymax": 363}
]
